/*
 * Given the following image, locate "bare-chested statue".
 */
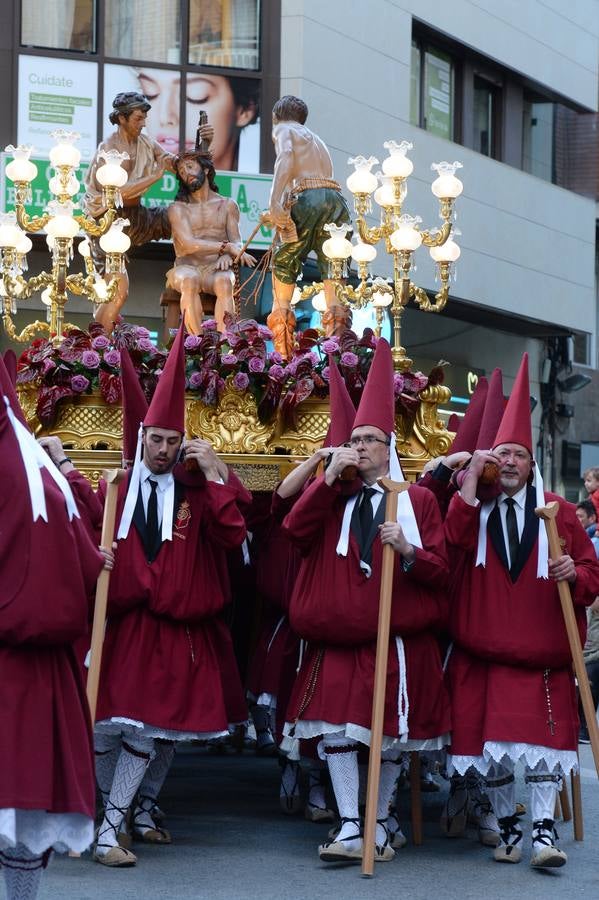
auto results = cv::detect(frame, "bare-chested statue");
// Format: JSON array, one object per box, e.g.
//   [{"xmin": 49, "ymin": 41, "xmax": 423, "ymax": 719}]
[
  {"xmin": 262, "ymin": 95, "xmax": 352, "ymax": 358},
  {"xmin": 166, "ymin": 152, "xmax": 256, "ymax": 334},
  {"xmin": 82, "ymin": 91, "xmax": 213, "ymax": 332}
]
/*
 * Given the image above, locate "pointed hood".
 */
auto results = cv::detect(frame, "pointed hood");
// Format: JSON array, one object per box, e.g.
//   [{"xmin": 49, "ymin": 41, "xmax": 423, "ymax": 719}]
[
  {"xmin": 120, "ymin": 347, "xmax": 148, "ymax": 464},
  {"xmin": 3, "ymin": 349, "xmax": 17, "ymax": 386},
  {"xmin": 324, "ymin": 356, "xmax": 356, "ymax": 447},
  {"xmin": 144, "ymin": 319, "xmax": 186, "ymax": 434},
  {"xmin": 447, "ymin": 413, "xmax": 460, "ymax": 436},
  {"xmin": 492, "ymin": 354, "xmax": 532, "ymax": 453},
  {"xmin": 449, "ymin": 377, "xmax": 488, "ymax": 454},
  {"xmin": 0, "ymin": 352, "xmax": 28, "ymax": 429},
  {"xmin": 476, "ymin": 367, "xmax": 504, "ymax": 450},
  {"xmin": 352, "ymin": 338, "xmax": 395, "ymax": 436}
]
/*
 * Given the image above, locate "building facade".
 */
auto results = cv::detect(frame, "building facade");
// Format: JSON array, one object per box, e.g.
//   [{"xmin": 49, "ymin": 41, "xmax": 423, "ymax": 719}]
[{"xmin": 1, "ymin": 0, "xmax": 598, "ymax": 493}]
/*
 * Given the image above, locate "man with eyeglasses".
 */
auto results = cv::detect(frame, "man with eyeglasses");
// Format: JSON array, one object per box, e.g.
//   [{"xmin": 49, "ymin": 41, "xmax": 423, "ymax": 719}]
[
  {"xmin": 281, "ymin": 339, "xmax": 450, "ymax": 863},
  {"xmin": 444, "ymin": 353, "xmax": 599, "ymax": 870}
]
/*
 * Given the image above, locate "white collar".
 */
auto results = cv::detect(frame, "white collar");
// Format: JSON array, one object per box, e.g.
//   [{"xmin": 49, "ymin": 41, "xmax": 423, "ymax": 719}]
[
  {"xmin": 498, "ymin": 483, "xmax": 528, "ymax": 510},
  {"xmin": 140, "ymin": 461, "xmax": 174, "ymax": 492}
]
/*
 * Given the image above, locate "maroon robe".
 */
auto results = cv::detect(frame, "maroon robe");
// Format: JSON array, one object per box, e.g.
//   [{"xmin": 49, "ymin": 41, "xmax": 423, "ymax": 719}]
[
  {"xmin": 95, "ymin": 473, "xmax": 246, "ymax": 734},
  {"xmin": 0, "ymin": 468, "xmax": 103, "ymax": 816},
  {"xmin": 282, "ymin": 477, "xmax": 451, "ymax": 742},
  {"xmin": 444, "ymin": 489, "xmax": 599, "ymax": 755}
]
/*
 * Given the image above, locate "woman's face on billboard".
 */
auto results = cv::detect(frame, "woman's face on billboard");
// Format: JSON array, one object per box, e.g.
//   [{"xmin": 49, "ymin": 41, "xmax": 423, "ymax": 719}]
[{"xmin": 136, "ymin": 70, "xmax": 256, "ymax": 171}]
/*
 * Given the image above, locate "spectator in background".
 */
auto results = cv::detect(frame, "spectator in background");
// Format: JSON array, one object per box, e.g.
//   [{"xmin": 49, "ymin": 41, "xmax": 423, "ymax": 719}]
[
  {"xmin": 583, "ymin": 467, "xmax": 599, "ymax": 521},
  {"xmin": 575, "ymin": 500, "xmax": 599, "ymax": 555}
]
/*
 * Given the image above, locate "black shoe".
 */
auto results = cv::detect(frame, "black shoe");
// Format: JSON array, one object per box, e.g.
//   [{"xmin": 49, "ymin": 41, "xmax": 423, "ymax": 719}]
[{"xmin": 579, "ymin": 730, "xmax": 590, "ymax": 745}]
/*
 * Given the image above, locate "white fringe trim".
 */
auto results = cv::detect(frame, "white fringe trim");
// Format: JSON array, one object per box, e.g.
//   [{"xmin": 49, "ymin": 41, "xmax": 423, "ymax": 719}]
[
  {"xmin": 448, "ymin": 741, "xmax": 579, "ymax": 777},
  {"xmin": 0, "ymin": 810, "xmax": 93, "ymax": 855},
  {"xmin": 94, "ymin": 717, "xmax": 228, "ymax": 743},
  {"xmin": 281, "ymin": 719, "xmax": 449, "ymax": 762}
]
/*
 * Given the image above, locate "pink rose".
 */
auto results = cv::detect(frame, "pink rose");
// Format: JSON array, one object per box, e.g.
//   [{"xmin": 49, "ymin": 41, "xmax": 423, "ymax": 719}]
[
  {"xmin": 137, "ymin": 338, "xmax": 155, "ymax": 353},
  {"xmin": 222, "ymin": 354, "xmax": 238, "ymax": 365},
  {"xmin": 248, "ymin": 356, "xmax": 265, "ymax": 373},
  {"xmin": 233, "ymin": 372, "xmax": 249, "ymax": 390},
  {"xmin": 71, "ymin": 374, "xmax": 90, "ymax": 392},
  {"xmin": 185, "ymin": 335, "xmax": 202, "ymax": 350},
  {"xmin": 103, "ymin": 349, "xmax": 121, "ymax": 367},
  {"xmin": 188, "ymin": 371, "xmax": 203, "ymax": 389},
  {"xmin": 340, "ymin": 351, "xmax": 358, "ymax": 368},
  {"xmin": 393, "ymin": 373, "xmax": 405, "ymax": 396},
  {"xmin": 322, "ymin": 339, "xmax": 339, "ymax": 354},
  {"xmin": 81, "ymin": 350, "xmax": 100, "ymax": 369},
  {"xmin": 268, "ymin": 364, "xmax": 286, "ymax": 382},
  {"xmin": 91, "ymin": 335, "xmax": 110, "ymax": 350}
]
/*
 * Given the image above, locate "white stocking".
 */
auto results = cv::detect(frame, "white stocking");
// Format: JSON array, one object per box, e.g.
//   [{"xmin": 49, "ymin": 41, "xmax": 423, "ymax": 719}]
[
  {"xmin": 323, "ymin": 734, "xmax": 360, "ymax": 850},
  {"xmin": 134, "ymin": 741, "xmax": 176, "ymax": 832},
  {"xmin": 96, "ymin": 740, "xmax": 152, "ymax": 855},
  {"xmin": 376, "ymin": 760, "xmax": 400, "ymax": 845},
  {"xmin": 94, "ymin": 732, "xmax": 121, "ymax": 807},
  {"xmin": 0, "ymin": 845, "xmax": 45, "ymax": 900},
  {"xmin": 307, "ymin": 765, "xmax": 327, "ymax": 810},
  {"xmin": 525, "ymin": 761, "xmax": 561, "ymax": 823},
  {"xmin": 485, "ymin": 761, "xmax": 516, "ymax": 821}
]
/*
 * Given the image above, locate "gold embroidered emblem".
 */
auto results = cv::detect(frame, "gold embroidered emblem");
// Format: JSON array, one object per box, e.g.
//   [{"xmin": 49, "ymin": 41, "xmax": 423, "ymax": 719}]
[{"xmin": 174, "ymin": 499, "xmax": 191, "ymax": 539}]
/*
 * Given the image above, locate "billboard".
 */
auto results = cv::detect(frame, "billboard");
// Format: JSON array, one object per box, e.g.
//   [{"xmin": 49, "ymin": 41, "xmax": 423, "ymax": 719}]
[
  {"xmin": 17, "ymin": 55, "xmax": 98, "ymax": 159},
  {"xmin": 103, "ymin": 64, "xmax": 261, "ymax": 173}
]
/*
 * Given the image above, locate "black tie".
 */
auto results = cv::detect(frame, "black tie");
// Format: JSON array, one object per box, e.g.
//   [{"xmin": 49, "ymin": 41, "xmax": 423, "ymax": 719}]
[
  {"xmin": 505, "ymin": 497, "xmax": 520, "ymax": 570},
  {"xmin": 359, "ymin": 487, "xmax": 377, "ymax": 542},
  {"xmin": 146, "ymin": 478, "xmax": 159, "ymax": 555}
]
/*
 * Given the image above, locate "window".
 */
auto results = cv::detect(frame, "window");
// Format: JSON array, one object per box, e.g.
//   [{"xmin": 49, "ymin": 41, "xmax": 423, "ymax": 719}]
[
  {"xmin": 522, "ymin": 94, "xmax": 554, "ymax": 182},
  {"xmin": 411, "ymin": 39, "xmax": 455, "ymax": 141},
  {"xmin": 21, "ymin": 0, "xmax": 96, "ymax": 52},
  {"xmin": 104, "ymin": 0, "xmax": 181, "ymax": 64},
  {"xmin": 473, "ymin": 76, "xmax": 500, "ymax": 159},
  {"xmin": 189, "ymin": 0, "xmax": 260, "ymax": 69},
  {"xmin": 573, "ymin": 332, "xmax": 590, "ymax": 367}
]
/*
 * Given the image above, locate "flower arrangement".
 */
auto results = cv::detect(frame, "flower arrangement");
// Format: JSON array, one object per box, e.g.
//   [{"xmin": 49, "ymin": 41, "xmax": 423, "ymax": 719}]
[{"xmin": 16, "ymin": 316, "xmax": 431, "ymax": 428}]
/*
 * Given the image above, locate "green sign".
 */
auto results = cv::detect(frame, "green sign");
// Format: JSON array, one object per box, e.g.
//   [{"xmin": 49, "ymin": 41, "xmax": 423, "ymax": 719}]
[
  {"xmin": 1, "ymin": 156, "xmax": 274, "ymax": 250},
  {"xmin": 424, "ymin": 48, "xmax": 453, "ymax": 140}
]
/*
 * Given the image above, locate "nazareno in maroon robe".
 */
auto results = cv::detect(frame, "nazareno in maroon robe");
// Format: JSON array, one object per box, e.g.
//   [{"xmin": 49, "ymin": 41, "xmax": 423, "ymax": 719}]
[
  {"xmin": 282, "ymin": 475, "xmax": 451, "ymax": 746},
  {"xmin": 95, "ymin": 469, "xmax": 247, "ymax": 736},
  {"xmin": 444, "ymin": 490, "xmax": 599, "ymax": 758},
  {"xmin": 0, "ymin": 445, "xmax": 103, "ymax": 821}
]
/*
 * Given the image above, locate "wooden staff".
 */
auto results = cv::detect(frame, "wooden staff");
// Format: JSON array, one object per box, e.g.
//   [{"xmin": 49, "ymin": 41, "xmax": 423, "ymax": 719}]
[
  {"xmin": 362, "ymin": 476, "xmax": 411, "ymax": 877},
  {"xmin": 86, "ymin": 468, "xmax": 126, "ymax": 721},
  {"xmin": 536, "ymin": 501, "xmax": 599, "ymax": 778}
]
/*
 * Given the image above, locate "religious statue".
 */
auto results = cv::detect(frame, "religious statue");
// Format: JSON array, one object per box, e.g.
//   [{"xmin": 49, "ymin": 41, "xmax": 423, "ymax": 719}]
[
  {"xmin": 82, "ymin": 91, "xmax": 213, "ymax": 332},
  {"xmin": 166, "ymin": 151, "xmax": 256, "ymax": 333},
  {"xmin": 262, "ymin": 95, "xmax": 352, "ymax": 358}
]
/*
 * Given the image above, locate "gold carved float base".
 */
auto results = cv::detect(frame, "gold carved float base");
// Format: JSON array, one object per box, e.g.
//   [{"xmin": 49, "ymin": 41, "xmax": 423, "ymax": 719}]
[{"xmin": 19, "ymin": 381, "xmax": 454, "ymax": 490}]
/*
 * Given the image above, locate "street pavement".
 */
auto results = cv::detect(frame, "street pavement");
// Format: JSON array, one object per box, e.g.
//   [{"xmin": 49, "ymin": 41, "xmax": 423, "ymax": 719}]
[{"xmin": 9, "ymin": 743, "xmax": 598, "ymax": 900}]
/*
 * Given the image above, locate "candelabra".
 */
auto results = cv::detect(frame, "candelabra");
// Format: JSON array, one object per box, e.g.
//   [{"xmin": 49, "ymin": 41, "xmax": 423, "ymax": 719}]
[
  {"xmin": 302, "ymin": 141, "xmax": 463, "ymax": 371},
  {"xmin": 0, "ymin": 131, "xmax": 130, "ymax": 342}
]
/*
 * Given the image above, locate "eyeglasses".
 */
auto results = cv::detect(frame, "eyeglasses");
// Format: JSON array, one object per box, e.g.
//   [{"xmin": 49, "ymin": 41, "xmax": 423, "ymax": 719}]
[{"xmin": 344, "ymin": 435, "xmax": 390, "ymax": 448}]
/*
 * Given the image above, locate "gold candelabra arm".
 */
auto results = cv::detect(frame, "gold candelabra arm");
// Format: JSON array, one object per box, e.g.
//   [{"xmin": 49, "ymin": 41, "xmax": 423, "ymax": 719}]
[
  {"xmin": 299, "ymin": 282, "xmax": 324, "ymax": 301},
  {"xmin": 420, "ymin": 222, "xmax": 452, "ymax": 247},
  {"xmin": 14, "ymin": 207, "xmax": 51, "ymax": 233},
  {"xmin": 355, "ymin": 214, "xmax": 387, "ymax": 245},
  {"xmin": 410, "ymin": 270, "xmax": 450, "ymax": 314},
  {"xmin": 75, "ymin": 207, "xmax": 117, "ymax": 237},
  {"xmin": 2, "ymin": 311, "xmax": 50, "ymax": 343},
  {"xmin": 2, "ymin": 270, "xmax": 53, "ymax": 301},
  {"xmin": 65, "ymin": 272, "xmax": 121, "ymax": 305}
]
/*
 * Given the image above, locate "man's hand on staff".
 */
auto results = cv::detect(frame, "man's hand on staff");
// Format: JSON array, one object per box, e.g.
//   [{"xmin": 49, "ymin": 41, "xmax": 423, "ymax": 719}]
[
  {"xmin": 100, "ymin": 542, "xmax": 116, "ymax": 571},
  {"xmin": 549, "ymin": 554, "xmax": 577, "ymax": 584},
  {"xmin": 185, "ymin": 438, "xmax": 222, "ymax": 482},
  {"xmin": 379, "ymin": 521, "xmax": 415, "ymax": 564},
  {"xmin": 324, "ymin": 446, "xmax": 360, "ymax": 487}
]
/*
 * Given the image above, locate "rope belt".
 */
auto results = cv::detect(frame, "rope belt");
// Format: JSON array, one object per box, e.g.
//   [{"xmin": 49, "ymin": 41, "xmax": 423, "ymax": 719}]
[{"xmin": 291, "ymin": 177, "xmax": 342, "ymax": 195}]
